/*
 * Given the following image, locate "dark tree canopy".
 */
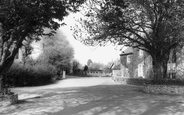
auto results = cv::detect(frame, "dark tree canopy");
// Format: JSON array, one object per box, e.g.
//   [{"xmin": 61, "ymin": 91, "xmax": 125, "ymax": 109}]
[
  {"xmin": 75, "ymin": 0, "xmax": 184, "ymax": 51},
  {"xmin": 74, "ymin": 0, "xmax": 184, "ymax": 79},
  {"xmin": 0, "ymin": 0, "xmax": 85, "ymax": 75},
  {"xmin": 84, "ymin": 65, "xmax": 88, "ymax": 72}
]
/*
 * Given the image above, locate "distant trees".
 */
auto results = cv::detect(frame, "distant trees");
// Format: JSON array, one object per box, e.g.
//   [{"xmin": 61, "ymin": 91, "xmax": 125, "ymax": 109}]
[
  {"xmin": 83, "ymin": 65, "xmax": 88, "ymax": 74},
  {"xmin": 87, "ymin": 59, "xmax": 104, "ymax": 71},
  {"xmin": 88, "ymin": 62, "xmax": 104, "ymax": 71},
  {"xmin": 74, "ymin": 0, "xmax": 184, "ymax": 80},
  {"xmin": 39, "ymin": 30, "xmax": 74, "ymax": 76},
  {"xmin": 72, "ymin": 59, "xmax": 82, "ymax": 74},
  {"xmin": 87, "ymin": 59, "xmax": 93, "ymax": 66}
]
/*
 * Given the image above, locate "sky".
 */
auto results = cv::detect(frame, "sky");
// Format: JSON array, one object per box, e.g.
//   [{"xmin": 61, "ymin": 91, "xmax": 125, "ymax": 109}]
[
  {"xmin": 31, "ymin": 13, "xmax": 123, "ymax": 66},
  {"xmin": 60, "ymin": 26, "xmax": 121, "ymax": 65},
  {"xmin": 59, "ymin": 13, "xmax": 122, "ymax": 65}
]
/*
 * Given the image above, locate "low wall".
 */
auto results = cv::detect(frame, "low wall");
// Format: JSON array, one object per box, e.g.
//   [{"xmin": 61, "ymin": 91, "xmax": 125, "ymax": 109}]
[
  {"xmin": 143, "ymin": 85, "xmax": 184, "ymax": 95},
  {"xmin": 113, "ymin": 77, "xmax": 184, "ymax": 95},
  {"xmin": 0, "ymin": 94, "xmax": 18, "ymax": 107},
  {"xmin": 113, "ymin": 77, "xmax": 151, "ymax": 86}
]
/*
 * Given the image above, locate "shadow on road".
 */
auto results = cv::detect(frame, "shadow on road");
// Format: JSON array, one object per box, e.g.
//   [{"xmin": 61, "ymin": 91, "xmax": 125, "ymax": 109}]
[
  {"xmin": 1, "ymin": 78, "xmax": 184, "ymax": 115},
  {"xmin": 46, "ymin": 85, "xmax": 184, "ymax": 115}
]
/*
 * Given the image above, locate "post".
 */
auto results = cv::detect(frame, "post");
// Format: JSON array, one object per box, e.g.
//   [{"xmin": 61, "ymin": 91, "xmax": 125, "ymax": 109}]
[{"xmin": 63, "ymin": 70, "xmax": 66, "ymax": 79}]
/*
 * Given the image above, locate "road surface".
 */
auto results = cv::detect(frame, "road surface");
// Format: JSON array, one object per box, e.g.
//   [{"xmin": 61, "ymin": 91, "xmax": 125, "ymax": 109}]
[{"xmin": 1, "ymin": 77, "xmax": 184, "ymax": 115}]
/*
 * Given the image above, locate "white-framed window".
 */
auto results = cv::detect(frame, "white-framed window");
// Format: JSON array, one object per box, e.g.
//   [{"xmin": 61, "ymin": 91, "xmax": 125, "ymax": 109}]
[
  {"xmin": 139, "ymin": 50, "xmax": 144, "ymax": 57},
  {"xmin": 138, "ymin": 63, "xmax": 144, "ymax": 78},
  {"xmin": 127, "ymin": 55, "xmax": 131, "ymax": 63}
]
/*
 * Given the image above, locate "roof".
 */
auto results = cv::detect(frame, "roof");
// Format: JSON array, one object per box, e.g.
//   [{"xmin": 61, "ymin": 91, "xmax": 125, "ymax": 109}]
[
  {"xmin": 120, "ymin": 47, "xmax": 133, "ymax": 56},
  {"xmin": 112, "ymin": 64, "xmax": 121, "ymax": 70}
]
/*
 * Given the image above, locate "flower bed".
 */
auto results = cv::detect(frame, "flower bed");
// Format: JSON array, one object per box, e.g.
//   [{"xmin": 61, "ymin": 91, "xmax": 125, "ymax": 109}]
[{"xmin": 143, "ymin": 85, "xmax": 184, "ymax": 95}]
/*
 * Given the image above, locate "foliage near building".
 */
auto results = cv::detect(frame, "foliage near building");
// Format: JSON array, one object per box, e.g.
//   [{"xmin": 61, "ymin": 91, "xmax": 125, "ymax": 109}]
[
  {"xmin": 0, "ymin": 0, "xmax": 85, "ymax": 88},
  {"xmin": 4, "ymin": 59, "xmax": 57, "ymax": 86},
  {"xmin": 73, "ymin": 0, "xmax": 184, "ymax": 80}
]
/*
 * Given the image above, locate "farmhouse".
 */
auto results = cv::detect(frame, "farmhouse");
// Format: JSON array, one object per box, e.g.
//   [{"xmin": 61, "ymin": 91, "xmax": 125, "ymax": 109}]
[{"xmin": 113, "ymin": 47, "xmax": 183, "ymax": 80}]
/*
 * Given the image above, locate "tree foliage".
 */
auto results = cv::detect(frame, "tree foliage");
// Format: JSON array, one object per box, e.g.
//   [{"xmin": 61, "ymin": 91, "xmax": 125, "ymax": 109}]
[
  {"xmin": 84, "ymin": 65, "xmax": 88, "ymax": 71},
  {"xmin": 73, "ymin": 0, "xmax": 184, "ymax": 79},
  {"xmin": 87, "ymin": 59, "xmax": 93, "ymax": 66},
  {"xmin": 72, "ymin": 59, "xmax": 82, "ymax": 74},
  {"xmin": 0, "ymin": 0, "xmax": 85, "ymax": 76},
  {"xmin": 83, "ymin": 65, "xmax": 88, "ymax": 74},
  {"xmin": 39, "ymin": 30, "xmax": 74, "ymax": 74}
]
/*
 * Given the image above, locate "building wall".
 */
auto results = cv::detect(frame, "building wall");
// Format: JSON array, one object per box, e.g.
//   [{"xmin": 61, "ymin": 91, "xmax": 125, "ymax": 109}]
[
  {"xmin": 112, "ymin": 70, "xmax": 121, "ymax": 77},
  {"xmin": 120, "ymin": 55, "xmax": 131, "ymax": 77},
  {"xmin": 120, "ymin": 49, "xmax": 152, "ymax": 79},
  {"xmin": 176, "ymin": 48, "xmax": 184, "ymax": 79},
  {"xmin": 120, "ymin": 48, "xmax": 184, "ymax": 79},
  {"xmin": 120, "ymin": 64, "xmax": 129, "ymax": 77}
]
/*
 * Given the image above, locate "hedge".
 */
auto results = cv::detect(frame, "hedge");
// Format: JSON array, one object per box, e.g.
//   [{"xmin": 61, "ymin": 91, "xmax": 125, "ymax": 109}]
[{"xmin": 3, "ymin": 62, "xmax": 57, "ymax": 87}]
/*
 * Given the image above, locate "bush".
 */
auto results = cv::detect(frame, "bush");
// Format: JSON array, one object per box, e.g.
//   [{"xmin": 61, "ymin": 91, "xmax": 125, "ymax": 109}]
[
  {"xmin": 4, "ymin": 61, "xmax": 57, "ymax": 87},
  {"xmin": 125, "ymin": 78, "xmax": 151, "ymax": 86},
  {"xmin": 148, "ymin": 79, "xmax": 184, "ymax": 86}
]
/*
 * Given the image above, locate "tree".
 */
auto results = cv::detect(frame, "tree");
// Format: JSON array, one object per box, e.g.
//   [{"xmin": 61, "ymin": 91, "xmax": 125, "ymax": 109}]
[
  {"xmin": 83, "ymin": 65, "xmax": 88, "ymax": 74},
  {"xmin": 72, "ymin": 59, "xmax": 82, "ymax": 74},
  {"xmin": 74, "ymin": 0, "xmax": 184, "ymax": 80},
  {"xmin": 87, "ymin": 59, "xmax": 93, "ymax": 66},
  {"xmin": 0, "ymin": 0, "xmax": 85, "ymax": 80},
  {"xmin": 39, "ymin": 30, "xmax": 74, "ymax": 76}
]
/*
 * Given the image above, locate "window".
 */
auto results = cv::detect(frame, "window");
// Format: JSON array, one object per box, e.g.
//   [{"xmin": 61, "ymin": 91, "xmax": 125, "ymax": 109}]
[
  {"xmin": 127, "ymin": 55, "xmax": 131, "ymax": 63},
  {"xmin": 138, "ymin": 63, "xmax": 144, "ymax": 78}
]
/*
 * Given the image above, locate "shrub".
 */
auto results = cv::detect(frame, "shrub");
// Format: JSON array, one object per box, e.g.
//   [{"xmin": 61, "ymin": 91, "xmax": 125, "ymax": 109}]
[
  {"xmin": 4, "ymin": 61, "xmax": 57, "ymax": 87},
  {"xmin": 148, "ymin": 79, "xmax": 184, "ymax": 86},
  {"xmin": 125, "ymin": 78, "xmax": 151, "ymax": 86}
]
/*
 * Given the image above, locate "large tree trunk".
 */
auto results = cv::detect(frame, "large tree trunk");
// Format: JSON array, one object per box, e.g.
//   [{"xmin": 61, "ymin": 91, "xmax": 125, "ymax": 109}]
[
  {"xmin": 0, "ymin": 50, "xmax": 15, "ymax": 93},
  {"xmin": 0, "ymin": 48, "xmax": 17, "ymax": 88},
  {"xmin": 152, "ymin": 55, "xmax": 169, "ymax": 80},
  {"xmin": 0, "ymin": 44, "xmax": 19, "ymax": 75},
  {"xmin": 0, "ymin": 37, "xmax": 24, "ymax": 89}
]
